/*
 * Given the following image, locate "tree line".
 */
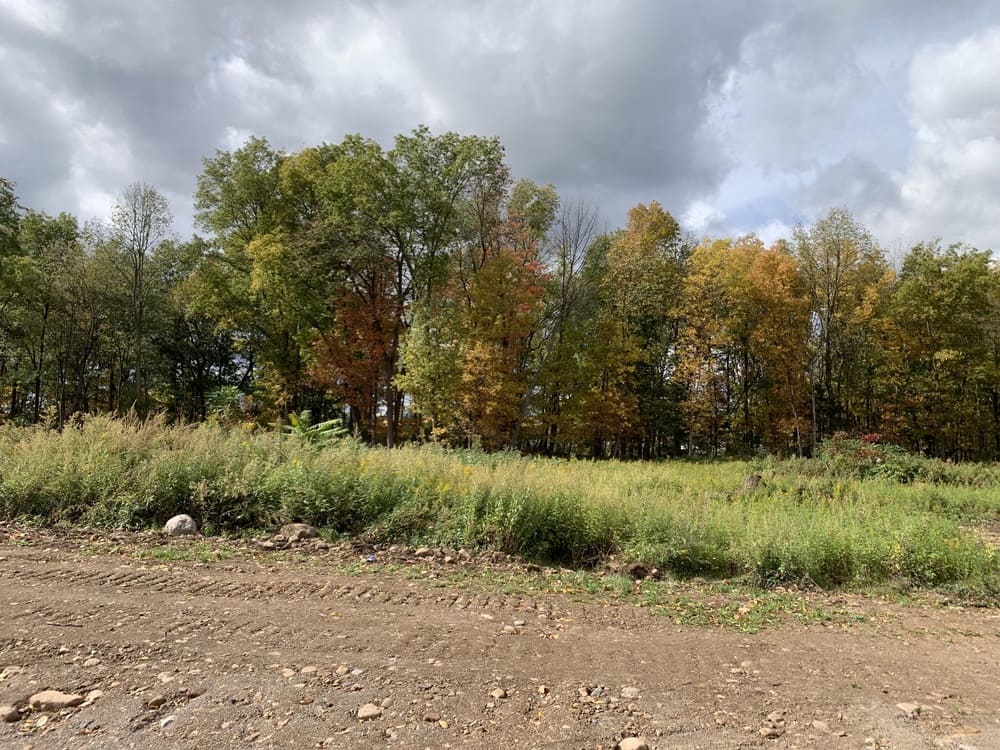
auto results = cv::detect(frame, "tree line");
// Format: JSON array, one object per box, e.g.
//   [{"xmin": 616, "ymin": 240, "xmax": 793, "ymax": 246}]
[{"xmin": 2, "ymin": 129, "xmax": 999, "ymax": 459}]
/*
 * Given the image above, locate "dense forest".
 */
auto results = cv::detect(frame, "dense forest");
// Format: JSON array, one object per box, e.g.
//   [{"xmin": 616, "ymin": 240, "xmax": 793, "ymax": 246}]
[{"xmin": 1, "ymin": 129, "xmax": 998, "ymax": 459}]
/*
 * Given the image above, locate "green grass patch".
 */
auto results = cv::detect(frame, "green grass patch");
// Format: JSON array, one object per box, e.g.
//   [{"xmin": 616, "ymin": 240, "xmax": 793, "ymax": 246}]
[{"xmin": 2, "ymin": 416, "xmax": 1000, "ymax": 597}]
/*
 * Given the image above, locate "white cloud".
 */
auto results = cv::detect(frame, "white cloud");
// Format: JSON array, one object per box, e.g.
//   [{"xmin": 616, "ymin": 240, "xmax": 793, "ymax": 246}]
[
  {"xmin": 870, "ymin": 26, "xmax": 1000, "ymax": 251},
  {"xmin": 682, "ymin": 200, "xmax": 724, "ymax": 232}
]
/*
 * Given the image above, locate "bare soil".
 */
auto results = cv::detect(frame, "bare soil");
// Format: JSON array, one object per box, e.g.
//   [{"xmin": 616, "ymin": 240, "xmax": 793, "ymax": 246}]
[{"xmin": 1, "ymin": 524, "xmax": 999, "ymax": 749}]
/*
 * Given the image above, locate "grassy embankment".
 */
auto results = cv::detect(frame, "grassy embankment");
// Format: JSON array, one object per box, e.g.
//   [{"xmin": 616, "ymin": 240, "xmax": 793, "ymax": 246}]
[{"xmin": 1, "ymin": 416, "xmax": 998, "ymax": 596}]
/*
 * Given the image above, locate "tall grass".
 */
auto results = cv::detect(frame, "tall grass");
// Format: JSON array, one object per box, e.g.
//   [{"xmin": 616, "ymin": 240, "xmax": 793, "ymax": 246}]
[{"xmin": 1, "ymin": 416, "xmax": 998, "ymax": 594}]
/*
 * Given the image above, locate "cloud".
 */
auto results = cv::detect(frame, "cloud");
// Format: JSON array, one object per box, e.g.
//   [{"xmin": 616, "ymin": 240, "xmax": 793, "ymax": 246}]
[
  {"xmin": 1, "ymin": 0, "xmax": 999, "ymax": 251},
  {"xmin": 869, "ymin": 26, "xmax": 1000, "ymax": 252}
]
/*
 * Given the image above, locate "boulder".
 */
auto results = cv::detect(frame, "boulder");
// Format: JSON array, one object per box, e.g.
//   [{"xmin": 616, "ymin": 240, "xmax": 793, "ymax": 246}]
[
  {"xmin": 280, "ymin": 523, "xmax": 318, "ymax": 542},
  {"xmin": 163, "ymin": 514, "xmax": 198, "ymax": 536}
]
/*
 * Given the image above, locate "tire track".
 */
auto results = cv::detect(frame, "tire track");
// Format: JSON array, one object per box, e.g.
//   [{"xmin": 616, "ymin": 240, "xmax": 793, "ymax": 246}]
[{"xmin": 0, "ymin": 556, "xmax": 567, "ymax": 621}]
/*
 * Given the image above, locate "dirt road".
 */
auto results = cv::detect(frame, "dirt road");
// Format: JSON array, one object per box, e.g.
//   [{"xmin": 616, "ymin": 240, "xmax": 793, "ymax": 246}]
[{"xmin": 1, "ymin": 526, "xmax": 999, "ymax": 749}]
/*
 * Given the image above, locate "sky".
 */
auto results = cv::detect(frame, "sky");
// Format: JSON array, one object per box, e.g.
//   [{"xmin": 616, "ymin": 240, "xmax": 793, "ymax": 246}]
[{"xmin": 2, "ymin": 0, "xmax": 1000, "ymax": 255}]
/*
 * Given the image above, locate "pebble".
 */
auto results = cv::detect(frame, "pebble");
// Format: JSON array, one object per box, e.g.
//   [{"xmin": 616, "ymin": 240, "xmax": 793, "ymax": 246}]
[
  {"xmin": 616, "ymin": 738, "xmax": 649, "ymax": 750},
  {"xmin": 897, "ymin": 702, "xmax": 921, "ymax": 719},
  {"xmin": 357, "ymin": 703, "xmax": 382, "ymax": 720},
  {"xmin": 29, "ymin": 690, "xmax": 85, "ymax": 710},
  {"xmin": 300, "ymin": 666, "xmax": 318, "ymax": 674},
  {"xmin": 423, "ymin": 711, "xmax": 441, "ymax": 722},
  {"xmin": 0, "ymin": 705, "xmax": 19, "ymax": 723},
  {"xmin": 621, "ymin": 686, "xmax": 641, "ymax": 699},
  {"xmin": 414, "ymin": 547, "xmax": 433, "ymax": 557},
  {"xmin": 84, "ymin": 689, "xmax": 104, "ymax": 703},
  {"xmin": 83, "ymin": 657, "xmax": 101, "ymax": 668},
  {"xmin": 160, "ymin": 715, "xmax": 177, "ymax": 729},
  {"xmin": 811, "ymin": 719, "xmax": 831, "ymax": 733},
  {"xmin": 490, "ymin": 688, "xmax": 506, "ymax": 701}
]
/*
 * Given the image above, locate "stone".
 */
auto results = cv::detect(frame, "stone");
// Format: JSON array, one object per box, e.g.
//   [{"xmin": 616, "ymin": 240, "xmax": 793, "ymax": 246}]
[
  {"xmin": 160, "ymin": 714, "xmax": 177, "ymax": 729},
  {"xmin": 760, "ymin": 725, "xmax": 785, "ymax": 738},
  {"xmin": 357, "ymin": 703, "xmax": 382, "ymax": 720},
  {"xmin": 616, "ymin": 738, "xmax": 649, "ymax": 750},
  {"xmin": 280, "ymin": 523, "xmax": 318, "ymax": 542},
  {"xmin": 423, "ymin": 711, "xmax": 441, "ymax": 722},
  {"xmin": 147, "ymin": 695, "xmax": 168, "ymax": 709},
  {"xmin": 84, "ymin": 690, "xmax": 104, "ymax": 703},
  {"xmin": 623, "ymin": 562, "xmax": 649, "ymax": 580},
  {"xmin": 83, "ymin": 657, "xmax": 101, "ymax": 668},
  {"xmin": 490, "ymin": 688, "xmax": 506, "ymax": 701},
  {"xmin": 897, "ymin": 702, "xmax": 921, "ymax": 719},
  {"xmin": 164, "ymin": 514, "xmax": 198, "ymax": 536},
  {"xmin": 0, "ymin": 705, "xmax": 19, "ymax": 723},
  {"xmin": 621, "ymin": 686, "xmax": 641, "ymax": 699},
  {"xmin": 29, "ymin": 690, "xmax": 85, "ymax": 711},
  {"xmin": 811, "ymin": 720, "xmax": 831, "ymax": 733},
  {"xmin": 414, "ymin": 547, "xmax": 433, "ymax": 557}
]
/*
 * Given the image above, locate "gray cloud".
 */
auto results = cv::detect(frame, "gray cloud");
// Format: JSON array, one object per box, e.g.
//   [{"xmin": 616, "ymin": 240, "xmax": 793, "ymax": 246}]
[{"xmin": 1, "ymin": 0, "xmax": 999, "ymax": 248}]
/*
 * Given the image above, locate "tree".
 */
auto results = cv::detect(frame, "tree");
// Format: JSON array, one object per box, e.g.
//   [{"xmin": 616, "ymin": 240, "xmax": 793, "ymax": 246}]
[
  {"xmin": 794, "ymin": 208, "xmax": 890, "ymax": 440},
  {"xmin": 110, "ymin": 183, "xmax": 172, "ymax": 415},
  {"xmin": 678, "ymin": 236, "xmax": 811, "ymax": 455},
  {"xmin": 602, "ymin": 202, "xmax": 689, "ymax": 457},
  {"xmin": 884, "ymin": 243, "xmax": 998, "ymax": 458}
]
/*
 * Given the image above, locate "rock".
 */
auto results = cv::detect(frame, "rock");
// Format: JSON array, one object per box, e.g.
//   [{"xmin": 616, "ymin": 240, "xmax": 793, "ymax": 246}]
[
  {"xmin": 760, "ymin": 711, "xmax": 786, "ymax": 739},
  {"xmin": 147, "ymin": 694, "xmax": 168, "ymax": 709},
  {"xmin": 0, "ymin": 705, "xmax": 19, "ymax": 723},
  {"xmin": 623, "ymin": 562, "xmax": 649, "ymax": 580},
  {"xmin": 457, "ymin": 549, "xmax": 473, "ymax": 561},
  {"xmin": 164, "ymin": 514, "xmax": 198, "ymax": 536},
  {"xmin": 280, "ymin": 523, "xmax": 318, "ymax": 542},
  {"xmin": 83, "ymin": 657, "xmax": 101, "ymax": 668},
  {"xmin": 357, "ymin": 703, "xmax": 382, "ymax": 720},
  {"xmin": 259, "ymin": 541, "xmax": 276, "ymax": 550},
  {"xmin": 616, "ymin": 738, "xmax": 649, "ymax": 750},
  {"xmin": 621, "ymin": 686, "xmax": 641, "ymax": 699},
  {"xmin": 300, "ymin": 665, "xmax": 318, "ymax": 674},
  {"xmin": 84, "ymin": 690, "xmax": 104, "ymax": 703},
  {"xmin": 423, "ymin": 711, "xmax": 441, "ymax": 722},
  {"xmin": 897, "ymin": 702, "xmax": 921, "ymax": 719},
  {"xmin": 502, "ymin": 625, "xmax": 517, "ymax": 634},
  {"xmin": 0, "ymin": 665, "xmax": 23, "ymax": 680},
  {"xmin": 811, "ymin": 720, "xmax": 831, "ymax": 733},
  {"xmin": 414, "ymin": 547, "xmax": 433, "ymax": 557},
  {"xmin": 490, "ymin": 688, "xmax": 506, "ymax": 700},
  {"xmin": 29, "ymin": 690, "xmax": 85, "ymax": 710},
  {"xmin": 160, "ymin": 714, "xmax": 177, "ymax": 729}
]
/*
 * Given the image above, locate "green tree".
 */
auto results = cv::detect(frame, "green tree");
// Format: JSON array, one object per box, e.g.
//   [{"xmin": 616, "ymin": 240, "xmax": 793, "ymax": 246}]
[
  {"xmin": 794, "ymin": 208, "xmax": 890, "ymax": 440},
  {"xmin": 110, "ymin": 183, "xmax": 172, "ymax": 415}
]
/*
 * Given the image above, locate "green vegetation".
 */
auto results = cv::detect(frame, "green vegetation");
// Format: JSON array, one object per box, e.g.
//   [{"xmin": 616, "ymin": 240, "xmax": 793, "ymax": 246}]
[{"xmin": 2, "ymin": 417, "xmax": 998, "ymax": 597}]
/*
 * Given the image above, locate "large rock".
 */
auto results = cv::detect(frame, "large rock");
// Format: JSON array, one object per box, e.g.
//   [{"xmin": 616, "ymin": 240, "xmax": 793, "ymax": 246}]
[
  {"xmin": 0, "ymin": 705, "xmax": 19, "ymax": 722},
  {"xmin": 29, "ymin": 690, "xmax": 84, "ymax": 710},
  {"xmin": 280, "ymin": 523, "xmax": 318, "ymax": 542},
  {"xmin": 616, "ymin": 738, "xmax": 649, "ymax": 750},
  {"xmin": 164, "ymin": 514, "xmax": 198, "ymax": 537}
]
